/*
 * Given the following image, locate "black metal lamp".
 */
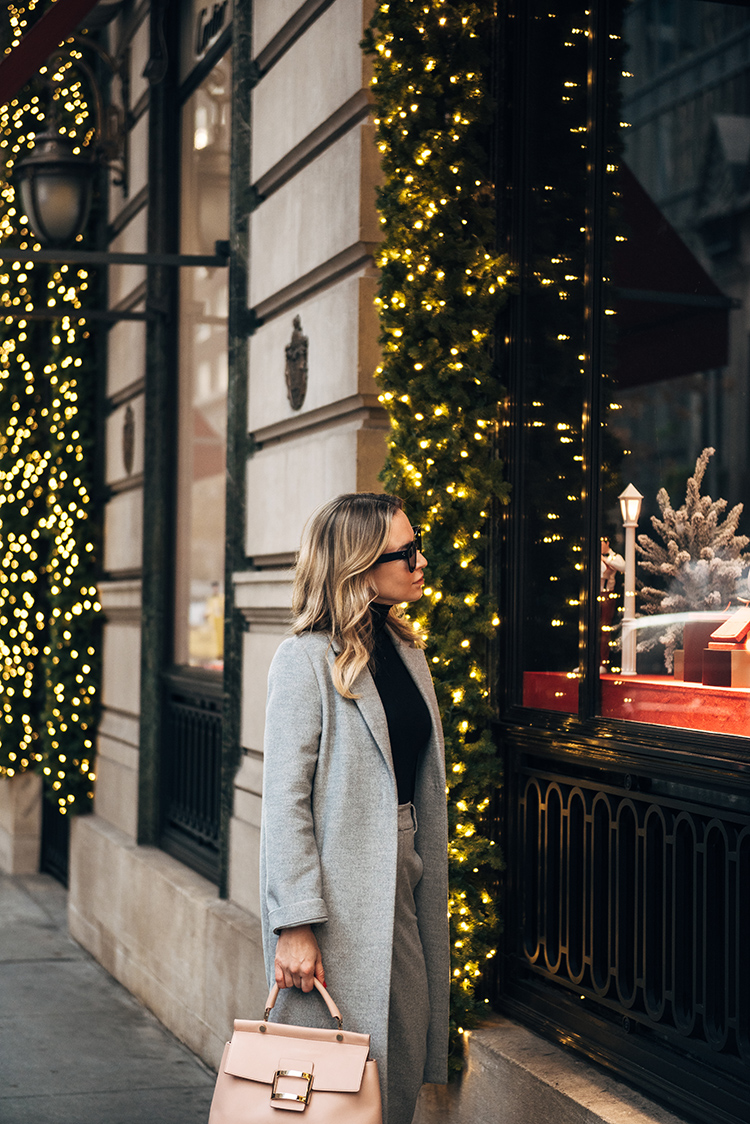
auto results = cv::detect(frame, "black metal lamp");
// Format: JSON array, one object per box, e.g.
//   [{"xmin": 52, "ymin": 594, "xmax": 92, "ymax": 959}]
[
  {"xmin": 0, "ymin": 11, "xmax": 229, "ymax": 294},
  {"xmin": 14, "ymin": 130, "xmax": 96, "ymax": 247}
]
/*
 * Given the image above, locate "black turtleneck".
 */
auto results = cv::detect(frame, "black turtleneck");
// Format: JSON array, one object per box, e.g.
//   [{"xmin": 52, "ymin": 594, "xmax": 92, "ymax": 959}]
[{"xmin": 369, "ymin": 603, "xmax": 432, "ymax": 804}]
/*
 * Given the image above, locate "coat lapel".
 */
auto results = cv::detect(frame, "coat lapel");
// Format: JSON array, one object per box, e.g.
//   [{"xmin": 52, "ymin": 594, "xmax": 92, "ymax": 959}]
[
  {"xmin": 358, "ymin": 629, "xmax": 444, "ymax": 778},
  {"xmin": 325, "ymin": 641, "xmax": 395, "ymax": 773},
  {"xmin": 327, "ymin": 628, "xmax": 441, "ymax": 777},
  {"xmin": 352, "ymin": 666, "xmax": 395, "ymax": 774}
]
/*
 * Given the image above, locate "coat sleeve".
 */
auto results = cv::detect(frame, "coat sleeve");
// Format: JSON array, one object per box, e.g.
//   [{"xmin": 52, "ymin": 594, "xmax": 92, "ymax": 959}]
[{"xmin": 261, "ymin": 637, "xmax": 329, "ymax": 935}]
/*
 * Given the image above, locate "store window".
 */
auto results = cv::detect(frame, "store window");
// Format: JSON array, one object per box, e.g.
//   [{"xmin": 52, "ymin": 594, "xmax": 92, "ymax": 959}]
[
  {"xmin": 516, "ymin": 0, "xmax": 750, "ymax": 738},
  {"xmin": 600, "ymin": 0, "xmax": 750, "ymax": 733},
  {"xmin": 174, "ymin": 51, "xmax": 231, "ymax": 670}
]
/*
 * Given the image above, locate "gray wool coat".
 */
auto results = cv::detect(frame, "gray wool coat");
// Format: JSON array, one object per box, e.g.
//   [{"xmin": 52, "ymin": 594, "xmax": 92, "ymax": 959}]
[{"xmin": 259, "ymin": 628, "xmax": 450, "ymax": 1113}]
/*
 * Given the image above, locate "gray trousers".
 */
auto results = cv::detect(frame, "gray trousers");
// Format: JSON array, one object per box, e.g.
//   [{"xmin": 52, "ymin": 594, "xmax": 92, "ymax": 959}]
[{"xmin": 386, "ymin": 802, "xmax": 430, "ymax": 1124}]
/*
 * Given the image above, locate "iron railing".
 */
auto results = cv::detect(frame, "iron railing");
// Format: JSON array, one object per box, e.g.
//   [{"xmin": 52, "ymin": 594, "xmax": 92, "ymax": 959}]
[
  {"xmin": 501, "ymin": 728, "xmax": 750, "ymax": 1124},
  {"xmin": 160, "ymin": 669, "xmax": 223, "ymax": 883}
]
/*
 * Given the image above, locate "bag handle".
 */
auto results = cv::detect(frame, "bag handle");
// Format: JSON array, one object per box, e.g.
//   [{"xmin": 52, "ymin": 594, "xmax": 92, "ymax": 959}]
[{"xmin": 263, "ymin": 978, "xmax": 343, "ymax": 1030}]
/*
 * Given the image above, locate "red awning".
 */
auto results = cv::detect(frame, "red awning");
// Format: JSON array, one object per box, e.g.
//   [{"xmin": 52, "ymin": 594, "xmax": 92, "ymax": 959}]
[
  {"xmin": 611, "ymin": 163, "xmax": 732, "ymax": 388},
  {"xmin": 0, "ymin": 0, "xmax": 101, "ymax": 109}
]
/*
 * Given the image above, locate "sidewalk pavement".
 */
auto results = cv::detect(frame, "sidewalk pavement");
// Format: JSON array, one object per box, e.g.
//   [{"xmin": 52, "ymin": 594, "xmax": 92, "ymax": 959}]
[{"xmin": 0, "ymin": 871, "xmax": 216, "ymax": 1123}]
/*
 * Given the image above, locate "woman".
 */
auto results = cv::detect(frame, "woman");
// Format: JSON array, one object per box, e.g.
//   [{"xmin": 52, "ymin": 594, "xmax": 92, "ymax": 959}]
[{"xmin": 259, "ymin": 492, "xmax": 449, "ymax": 1124}]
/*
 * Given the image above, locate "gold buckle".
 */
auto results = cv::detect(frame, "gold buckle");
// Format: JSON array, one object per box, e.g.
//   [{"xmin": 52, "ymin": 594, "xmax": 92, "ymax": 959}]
[{"xmin": 271, "ymin": 1068, "xmax": 313, "ymax": 1105}]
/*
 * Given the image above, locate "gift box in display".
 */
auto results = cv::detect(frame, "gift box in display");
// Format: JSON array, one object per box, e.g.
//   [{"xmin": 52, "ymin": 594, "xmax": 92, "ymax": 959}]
[{"xmin": 683, "ymin": 615, "xmax": 729, "ymax": 682}]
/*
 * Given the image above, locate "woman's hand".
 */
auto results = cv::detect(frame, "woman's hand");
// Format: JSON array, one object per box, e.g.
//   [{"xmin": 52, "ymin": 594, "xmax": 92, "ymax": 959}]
[{"xmin": 275, "ymin": 925, "xmax": 325, "ymax": 992}]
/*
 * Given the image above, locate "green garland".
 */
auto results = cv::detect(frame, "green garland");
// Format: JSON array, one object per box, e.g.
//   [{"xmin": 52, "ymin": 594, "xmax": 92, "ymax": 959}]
[
  {"xmin": 0, "ymin": 1, "xmax": 101, "ymax": 814},
  {"xmin": 363, "ymin": 0, "xmax": 510, "ymax": 1069}
]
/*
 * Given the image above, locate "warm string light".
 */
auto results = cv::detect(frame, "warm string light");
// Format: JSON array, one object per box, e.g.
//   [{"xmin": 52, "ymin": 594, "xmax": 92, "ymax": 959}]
[
  {"xmin": 363, "ymin": 0, "xmax": 509, "ymax": 1069},
  {"xmin": 0, "ymin": 2, "xmax": 101, "ymax": 814},
  {"xmin": 528, "ymin": 14, "xmax": 587, "ymax": 649}
]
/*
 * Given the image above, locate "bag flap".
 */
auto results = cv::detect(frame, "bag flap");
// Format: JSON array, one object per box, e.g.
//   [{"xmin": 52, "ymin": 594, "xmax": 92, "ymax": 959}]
[{"xmin": 225, "ymin": 1023, "xmax": 370, "ymax": 1093}]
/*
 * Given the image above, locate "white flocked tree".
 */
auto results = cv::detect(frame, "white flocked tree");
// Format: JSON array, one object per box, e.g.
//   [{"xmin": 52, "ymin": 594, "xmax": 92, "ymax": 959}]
[{"xmin": 636, "ymin": 447, "xmax": 750, "ymax": 670}]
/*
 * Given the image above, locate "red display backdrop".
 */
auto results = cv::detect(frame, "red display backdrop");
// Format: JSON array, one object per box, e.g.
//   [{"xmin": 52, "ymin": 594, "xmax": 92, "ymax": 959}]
[{"xmin": 523, "ymin": 671, "xmax": 750, "ymax": 736}]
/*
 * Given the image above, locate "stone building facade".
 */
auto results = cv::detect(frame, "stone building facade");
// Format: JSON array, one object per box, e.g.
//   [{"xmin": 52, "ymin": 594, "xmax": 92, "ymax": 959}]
[
  {"xmin": 68, "ymin": 0, "xmax": 388, "ymax": 1066},
  {"xmin": 4, "ymin": 2, "xmax": 750, "ymax": 1121}
]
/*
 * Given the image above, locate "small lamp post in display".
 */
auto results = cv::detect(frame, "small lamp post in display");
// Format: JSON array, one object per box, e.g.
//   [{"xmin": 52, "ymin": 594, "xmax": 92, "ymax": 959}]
[{"xmin": 618, "ymin": 483, "xmax": 643, "ymax": 676}]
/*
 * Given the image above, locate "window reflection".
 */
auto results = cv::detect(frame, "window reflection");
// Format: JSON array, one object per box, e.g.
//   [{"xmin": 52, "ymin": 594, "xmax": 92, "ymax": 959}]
[
  {"xmin": 518, "ymin": 2, "xmax": 750, "ymax": 733},
  {"xmin": 601, "ymin": 2, "xmax": 750, "ymax": 732},
  {"xmin": 174, "ymin": 52, "xmax": 231, "ymax": 670}
]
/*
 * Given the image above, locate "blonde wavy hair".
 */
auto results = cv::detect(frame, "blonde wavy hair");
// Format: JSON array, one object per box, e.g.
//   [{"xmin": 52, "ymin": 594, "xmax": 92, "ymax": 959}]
[{"xmin": 292, "ymin": 492, "xmax": 423, "ymax": 698}]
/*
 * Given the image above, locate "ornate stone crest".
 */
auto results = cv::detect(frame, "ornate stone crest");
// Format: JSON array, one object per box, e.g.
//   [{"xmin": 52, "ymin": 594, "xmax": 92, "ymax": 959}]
[
  {"xmin": 284, "ymin": 315, "xmax": 308, "ymax": 411},
  {"xmin": 122, "ymin": 403, "xmax": 135, "ymax": 476}
]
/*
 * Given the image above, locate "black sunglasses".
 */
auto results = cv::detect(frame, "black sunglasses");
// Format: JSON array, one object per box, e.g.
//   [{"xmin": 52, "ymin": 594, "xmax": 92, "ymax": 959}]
[{"xmin": 376, "ymin": 527, "xmax": 423, "ymax": 573}]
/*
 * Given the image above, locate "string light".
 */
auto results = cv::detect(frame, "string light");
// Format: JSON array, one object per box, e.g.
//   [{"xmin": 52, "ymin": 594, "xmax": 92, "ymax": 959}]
[
  {"xmin": 0, "ymin": 2, "xmax": 101, "ymax": 814},
  {"xmin": 364, "ymin": 0, "xmax": 509, "ymax": 1070}
]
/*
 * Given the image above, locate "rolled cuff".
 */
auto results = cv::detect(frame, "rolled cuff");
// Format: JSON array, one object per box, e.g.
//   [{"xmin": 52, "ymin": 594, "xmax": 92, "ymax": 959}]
[{"xmin": 269, "ymin": 897, "xmax": 329, "ymax": 935}]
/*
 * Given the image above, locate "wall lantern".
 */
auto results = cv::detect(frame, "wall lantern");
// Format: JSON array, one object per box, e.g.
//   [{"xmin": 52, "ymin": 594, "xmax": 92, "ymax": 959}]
[
  {"xmin": 14, "ymin": 131, "xmax": 96, "ymax": 248},
  {"xmin": 0, "ymin": 12, "xmax": 229, "ymax": 306},
  {"xmin": 11, "ymin": 20, "xmax": 128, "ymax": 250},
  {"xmin": 618, "ymin": 483, "xmax": 643, "ymax": 675}
]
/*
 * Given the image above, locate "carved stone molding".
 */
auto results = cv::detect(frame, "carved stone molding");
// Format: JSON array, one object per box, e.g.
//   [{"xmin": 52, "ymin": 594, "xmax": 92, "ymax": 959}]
[
  {"xmin": 254, "ymin": 89, "xmax": 374, "ymax": 200},
  {"xmin": 255, "ymin": 0, "xmax": 337, "ymax": 75},
  {"xmin": 233, "ymin": 569, "xmax": 294, "ymax": 630},
  {"xmin": 254, "ymin": 242, "xmax": 378, "ymax": 323},
  {"xmin": 123, "ymin": 403, "xmax": 135, "ymax": 475},
  {"xmin": 252, "ymin": 393, "xmax": 386, "ymax": 449},
  {"xmin": 98, "ymin": 578, "xmax": 142, "ymax": 623},
  {"xmin": 284, "ymin": 315, "xmax": 308, "ymax": 410}
]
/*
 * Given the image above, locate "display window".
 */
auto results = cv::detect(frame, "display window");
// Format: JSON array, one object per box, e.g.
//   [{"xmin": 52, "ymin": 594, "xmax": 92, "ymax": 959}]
[{"xmin": 515, "ymin": 0, "xmax": 750, "ymax": 737}]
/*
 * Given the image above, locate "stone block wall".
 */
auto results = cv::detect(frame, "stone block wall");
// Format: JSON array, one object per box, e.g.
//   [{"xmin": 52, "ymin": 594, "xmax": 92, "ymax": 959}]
[{"xmin": 229, "ymin": 0, "xmax": 386, "ymax": 921}]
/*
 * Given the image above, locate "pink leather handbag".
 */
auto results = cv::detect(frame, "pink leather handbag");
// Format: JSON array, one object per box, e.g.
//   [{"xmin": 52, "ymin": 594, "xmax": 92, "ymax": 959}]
[{"xmin": 208, "ymin": 979, "xmax": 382, "ymax": 1122}]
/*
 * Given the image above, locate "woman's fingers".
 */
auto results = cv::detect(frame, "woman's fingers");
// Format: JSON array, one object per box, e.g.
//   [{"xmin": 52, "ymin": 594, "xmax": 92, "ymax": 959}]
[
  {"xmin": 275, "ymin": 925, "xmax": 323, "ymax": 992},
  {"xmin": 277, "ymin": 957, "xmax": 314, "ymax": 990}
]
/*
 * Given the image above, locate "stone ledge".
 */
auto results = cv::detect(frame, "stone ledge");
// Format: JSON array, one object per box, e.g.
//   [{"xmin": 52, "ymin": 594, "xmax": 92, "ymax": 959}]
[{"xmin": 414, "ymin": 1016, "xmax": 688, "ymax": 1124}]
